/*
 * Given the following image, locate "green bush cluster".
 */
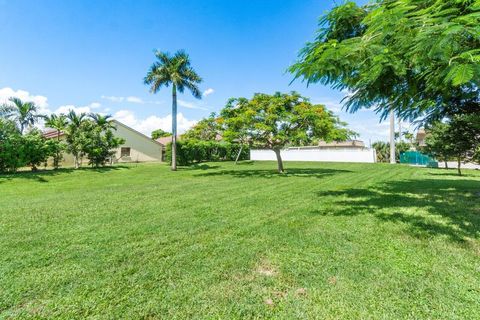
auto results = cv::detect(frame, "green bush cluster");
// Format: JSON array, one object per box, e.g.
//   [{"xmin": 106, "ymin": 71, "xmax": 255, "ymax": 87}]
[
  {"xmin": 0, "ymin": 119, "xmax": 62, "ymax": 173},
  {"xmin": 165, "ymin": 140, "xmax": 249, "ymax": 165}
]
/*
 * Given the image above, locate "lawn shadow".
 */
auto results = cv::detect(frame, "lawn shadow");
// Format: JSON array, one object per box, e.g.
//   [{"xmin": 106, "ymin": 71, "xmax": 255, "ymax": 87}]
[
  {"xmin": 0, "ymin": 165, "xmax": 130, "ymax": 184},
  {"xmin": 194, "ymin": 167, "xmax": 352, "ymax": 179},
  {"xmin": 180, "ymin": 163, "xmax": 221, "ymax": 171},
  {"xmin": 313, "ymin": 178, "xmax": 480, "ymax": 243}
]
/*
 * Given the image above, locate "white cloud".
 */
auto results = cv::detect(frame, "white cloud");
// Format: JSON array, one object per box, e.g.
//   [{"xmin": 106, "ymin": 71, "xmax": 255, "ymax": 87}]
[
  {"xmin": 0, "ymin": 87, "xmax": 50, "ymax": 114},
  {"xmin": 54, "ymin": 102, "xmax": 102, "ymax": 115},
  {"xmin": 203, "ymin": 88, "xmax": 214, "ymax": 97},
  {"xmin": 178, "ymin": 99, "xmax": 208, "ymax": 111},
  {"xmin": 101, "ymin": 95, "xmax": 162, "ymax": 105},
  {"xmin": 126, "ymin": 96, "xmax": 144, "ymax": 104},
  {"xmin": 101, "ymin": 95, "xmax": 125, "ymax": 103},
  {"xmin": 113, "ymin": 109, "xmax": 197, "ymax": 135}
]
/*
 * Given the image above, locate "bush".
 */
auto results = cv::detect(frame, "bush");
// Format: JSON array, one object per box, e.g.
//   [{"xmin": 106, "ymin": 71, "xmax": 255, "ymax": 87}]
[
  {"xmin": 165, "ymin": 140, "xmax": 249, "ymax": 165},
  {"xmin": 0, "ymin": 119, "xmax": 25, "ymax": 173}
]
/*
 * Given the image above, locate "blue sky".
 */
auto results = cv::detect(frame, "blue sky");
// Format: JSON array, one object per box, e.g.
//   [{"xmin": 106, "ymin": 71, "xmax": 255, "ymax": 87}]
[{"xmin": 0, "ymin": 0, "xmax": 405, "ymax": 143}]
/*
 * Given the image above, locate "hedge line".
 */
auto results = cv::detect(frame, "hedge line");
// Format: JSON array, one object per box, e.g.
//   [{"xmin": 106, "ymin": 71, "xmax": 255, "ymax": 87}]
[{"xmin": 165, "ymin": 140, "xmax": 249, "ymax": 165}]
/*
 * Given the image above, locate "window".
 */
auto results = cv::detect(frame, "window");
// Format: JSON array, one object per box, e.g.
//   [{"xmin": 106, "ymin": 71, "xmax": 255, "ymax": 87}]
[{"xmin": 121, "ymin": 147, "xmax": 131, "ymax": 157}]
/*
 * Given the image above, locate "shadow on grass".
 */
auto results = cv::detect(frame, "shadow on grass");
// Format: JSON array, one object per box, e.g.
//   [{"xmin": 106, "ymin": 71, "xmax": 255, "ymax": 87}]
[
  {"xmin": 0, "ymin": 165, "xmax": 130, "ymax": 184},
  {"xmin": 313, "ymin": 178, "xmax": 480, "ymax": 243},
  {"xmin": 194, "ymin": 167, "xmax": 352, "ymax": 179}
]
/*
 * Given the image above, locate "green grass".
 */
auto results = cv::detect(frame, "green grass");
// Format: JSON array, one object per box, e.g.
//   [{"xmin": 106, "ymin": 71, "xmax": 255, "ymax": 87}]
[{"xmin": 1, "ymin": 161, "xmax": 479, "ymax": 319}]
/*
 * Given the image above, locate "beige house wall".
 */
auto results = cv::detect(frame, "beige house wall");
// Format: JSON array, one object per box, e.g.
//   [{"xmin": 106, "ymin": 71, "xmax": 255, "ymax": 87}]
[{"xmin": 112, "ymin": 121, "xmax": 163, "ymax": 163}]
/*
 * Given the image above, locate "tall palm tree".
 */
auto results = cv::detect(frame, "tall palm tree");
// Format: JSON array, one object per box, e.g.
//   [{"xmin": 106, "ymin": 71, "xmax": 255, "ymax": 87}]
[
  {"xmin": 144, "ymin": 50, "xmax": 203, "ymax": 171},
  {"xmin": 4, "ymin": 97, "xmax": 41, "ymax": 134}
]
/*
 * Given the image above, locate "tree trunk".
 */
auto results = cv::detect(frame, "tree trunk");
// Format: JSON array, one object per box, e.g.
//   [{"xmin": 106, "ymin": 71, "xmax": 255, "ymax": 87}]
[
  {"xmin": 389, "ymin": 110, "xmax": 396, "ymax": 164},
  {"xmin": 273, "ymin": 148, "xmax": 284, "ymax": 173},
  {"xmin": 234, "ymin": 145, "xmax": 243, "ymax": 165},
  {"xmin": 74, "ymin": 154, "xmax": 79, "ymax": 169},
  {"xmin": 457, "ymin": 157, "xmax": 462, "ymax": 176},
  {"xmin": 444, "ymin": 159, "xmax": 448, "ymax": 169},
  {"xmin": 171, "ymin": 85, "xmax": 177, "ymax": 171}
]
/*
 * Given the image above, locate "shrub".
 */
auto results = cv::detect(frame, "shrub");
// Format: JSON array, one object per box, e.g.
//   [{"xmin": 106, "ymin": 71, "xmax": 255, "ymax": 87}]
[
  {"xmin": 165, "ymin": 140, "xmax": 249, "ymax": 165},
  {"xmin": 0, "ymin": 119, "xmax": 25, "ymax": 173}
]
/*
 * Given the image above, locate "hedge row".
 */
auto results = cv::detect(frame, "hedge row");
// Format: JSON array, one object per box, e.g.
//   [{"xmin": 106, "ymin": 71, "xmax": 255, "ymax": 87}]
[{"xmin": 165, "ymin": 140, "xmax": 249, "ymax": 165}]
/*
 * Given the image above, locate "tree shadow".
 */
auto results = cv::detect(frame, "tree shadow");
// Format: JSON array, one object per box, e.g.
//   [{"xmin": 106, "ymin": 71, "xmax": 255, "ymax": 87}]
[
  {"xmin": 194, "ymin": 167, "xmax": 352, "ymax": 179},
  {"xmin": 180, "ymin": 163, "xmax": 221, "ymax": 171},
  {"xmin": 313, "ymin": 178, "xmax": 480, "ymax": 243},
  {"xmin": 0, "ymin": 165, "xmax": 130, "ymax": 184}
]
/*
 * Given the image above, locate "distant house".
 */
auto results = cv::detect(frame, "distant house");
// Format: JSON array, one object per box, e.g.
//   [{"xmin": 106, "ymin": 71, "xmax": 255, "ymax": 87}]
[
  {"xmin": 416, "ymin": 129, "xmax": 427, "ymax": 147},
  {"xmin": 250, "ymin": 140, "xmax": 376, "ymax": 163},
  {"xmin": 44, "ymin": 120, "xmax": 163, "ymax": 166}
]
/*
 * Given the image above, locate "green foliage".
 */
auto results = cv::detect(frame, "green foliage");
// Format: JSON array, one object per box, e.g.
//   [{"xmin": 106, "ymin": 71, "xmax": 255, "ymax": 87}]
[
  {"xmin": 0, "ymin": 119, "xmax": 24, "ymax": 173},
  {"xmin": 64, "ymin": 112, "xmax": 125, "ymax": 168},
  {"xmin": 21, "ymin": 130, "xmax": 55, "ymax": 171},
  {"xmin": 151, "ymin": 128, "xmax": 171, "ymax": 139},
  {"xmin": 0, "ymin": 121, "xmax": 61, "ymax": 173},
  {"xmin": 220, "ymin": 92, "xmax": 355, "ymax": 172},
  {"xmin": 372, "ymin": 141, "xmax": 411, "ymax": 163},
  {"xmin": 290, "ymin": 0, "xmax": 480, "ymax": 123},
  {"xmin": 165, "ymin": 140, "xmax": 249, "ymax": 166},
  {"xmin": 424, "ymin": 114, "xmax": 480, "ymax": 174},
  {"xmin": 182, "ymin": 113, "xmax": 220, "ymax": 141},
  {"xmin": 1, "ymin": 97, "xmax": 43, "ymax": 133}
]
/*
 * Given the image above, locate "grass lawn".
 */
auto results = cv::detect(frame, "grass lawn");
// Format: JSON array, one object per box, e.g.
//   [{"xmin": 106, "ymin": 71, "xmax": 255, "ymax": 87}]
[{"xmin": 0, "ymin": 161, "xmax": 479, "ymax": 319}]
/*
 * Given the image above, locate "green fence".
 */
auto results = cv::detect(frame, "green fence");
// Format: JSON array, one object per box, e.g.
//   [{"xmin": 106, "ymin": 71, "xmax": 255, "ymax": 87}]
[{"xmin": 400, "ymin": 151, "xmax": 438, "ymax": 167}]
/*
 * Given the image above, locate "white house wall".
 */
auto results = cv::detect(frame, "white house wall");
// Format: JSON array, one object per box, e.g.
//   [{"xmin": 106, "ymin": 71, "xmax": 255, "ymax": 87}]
[{"xmin": 250, "ymin": 148, "xmax": 376, "ymax": 163}]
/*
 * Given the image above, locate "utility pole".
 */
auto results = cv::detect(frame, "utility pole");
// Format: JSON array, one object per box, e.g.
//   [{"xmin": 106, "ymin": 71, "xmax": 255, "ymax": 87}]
[{"xmin": 390, "ymin": 110, "xmax": 396, "ymax": 164}]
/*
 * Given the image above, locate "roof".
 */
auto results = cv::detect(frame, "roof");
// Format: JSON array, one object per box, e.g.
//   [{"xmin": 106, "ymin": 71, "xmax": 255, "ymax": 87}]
[
  {"xmin": 155, "ymin": 136, "xmax": 174, "ymax": 146},
  {"xmin": 43, "ymin": 129, "xmax": 65, "ymax": 139}
]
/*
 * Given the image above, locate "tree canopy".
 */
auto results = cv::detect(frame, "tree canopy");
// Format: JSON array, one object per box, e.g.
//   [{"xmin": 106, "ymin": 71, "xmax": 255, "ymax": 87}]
[
  {"xmin": 219, "ymin": 92, "xmax": 355, "ymax": 172},
  {"xmin": 289, "ymin": 0, "xmax": 480, "ymax": 123},
  {"xmin": 151, "ymin": 128, "xmax": 171, "ymax": 140}
]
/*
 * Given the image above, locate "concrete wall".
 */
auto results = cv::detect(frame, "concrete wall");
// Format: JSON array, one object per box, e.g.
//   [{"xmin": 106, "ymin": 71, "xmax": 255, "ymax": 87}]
[{"xmin": 250, "ymin": 148, "xmax": 376, "ymax": 163}]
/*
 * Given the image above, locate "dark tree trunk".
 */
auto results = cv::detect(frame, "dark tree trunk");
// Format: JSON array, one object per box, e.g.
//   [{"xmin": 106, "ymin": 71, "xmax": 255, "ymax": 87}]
[
  {"xmin": 457, "ymin": 157, "xmax": 462, "ymax": 176},
  {"xmin": 444, "ymin": 158, "xmax": 448, "ymax": 169},
  {"xmin": 273, "ymin": 148, "xmax": 284, "ymax": 173},
  {"xmin": 171, "ymin": 85, "xmax": 177, "ymax": 171}
]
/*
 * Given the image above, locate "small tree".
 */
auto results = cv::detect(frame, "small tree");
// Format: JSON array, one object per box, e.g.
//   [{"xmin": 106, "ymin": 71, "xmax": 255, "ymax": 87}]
[
  {"xmin": 44, "ymin": 113, "xmax": 68, "ymax": 169},
  {"xmin": 221, "ymin": 92, "xmax": 355, "ymax": 173},
  {"xmin": 65, "ymin": 111, "xmax": 87, "ymax": 169},
  {"xmin": 22, "ymin": 129, "xmax": 55, "ymax": 171},
  {"xmin": 81, "ymin": 118, "xmax": 124, "ymax": 167},
  {"xmin": 182, "ymin": 113, "xmax": 220, "ymax": 141},
  {"xmin": 151, "ymin": 128, "xmax": 171, "ymax": 140},
  {"xmin": 424, "ymin": 115, "xmax": 480, "ymax": 175},
  {"xmin": 0, "ymin": 119, "xmax": 24, "ymax": 173},
  {"xmin": 424, "ymin": 122, "xmax": 453, "ymax": 169}
]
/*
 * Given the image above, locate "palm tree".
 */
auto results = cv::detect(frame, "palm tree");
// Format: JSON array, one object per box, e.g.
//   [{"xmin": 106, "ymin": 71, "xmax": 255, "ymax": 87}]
[
  {"xmin": 44, "ymin": 113, "xmax": 68, "ymax": 141},
  {"xmin": 44, "ymin": 113, "xmax": 68, "ymax": 169},
  {"xmin": 144, "ymin": 50, "xmax": 203, "ymax": 171},
  {"xmin": 89, "ymin": 113, "xmax": 115, "ymax": 131},
  {"xmin": 66, "ymin": 110, "xmax": 87, "ymax": 169},
  {"xmin": 3, "ymin": 97, "xmax": 41, "ymax": 133}
]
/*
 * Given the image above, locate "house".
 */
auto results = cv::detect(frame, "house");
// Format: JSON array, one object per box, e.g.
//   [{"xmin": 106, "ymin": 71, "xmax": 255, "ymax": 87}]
[
  {"xmin": 43, "ymin": 120, "xmax": 163, "ymax": 166},
  {"xmin": 416, "ymin": 129, "xmax": 427, "ymax": 147},
  {"xmin": 250, "ymin": 140, "xmax": 376, "ymax": 163}
]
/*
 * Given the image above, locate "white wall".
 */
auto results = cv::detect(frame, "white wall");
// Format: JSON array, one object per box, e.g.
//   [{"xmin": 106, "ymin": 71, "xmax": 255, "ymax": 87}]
[{"xmin": 250, "ymin": 148, "xmax": 376, "ymax": 163}]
